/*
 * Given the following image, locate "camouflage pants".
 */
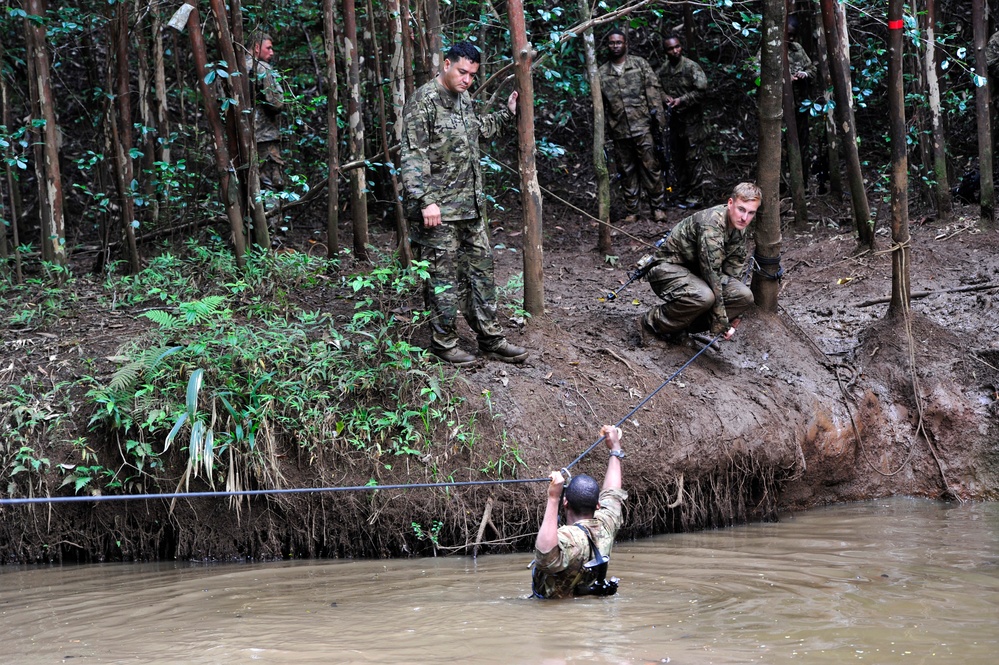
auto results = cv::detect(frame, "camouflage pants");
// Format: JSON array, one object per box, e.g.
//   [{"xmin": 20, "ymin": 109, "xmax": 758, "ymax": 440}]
[
  {"xmin": 668, "ymin": 109, "xmax": 708, "ymax": 198},
  {"xmin": 411, "ymin": 216, "xmax": 504, "ymax": 352},
  {"xmin": 644, "ymin": 262, "xmax": 752, "ymax": 335},
  {"xmin": 258, "ymin": 141, "xmax": 284, "ymax": 190},
  {"xmin": 613, "ymin": 133, "xmax": 666, "ymax": 214}
]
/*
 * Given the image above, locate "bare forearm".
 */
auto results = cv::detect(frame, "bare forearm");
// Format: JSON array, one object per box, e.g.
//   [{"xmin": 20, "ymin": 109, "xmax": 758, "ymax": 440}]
[{"xmin": 535, "ymin": 497, "xmax": 561, "ymax": 553}]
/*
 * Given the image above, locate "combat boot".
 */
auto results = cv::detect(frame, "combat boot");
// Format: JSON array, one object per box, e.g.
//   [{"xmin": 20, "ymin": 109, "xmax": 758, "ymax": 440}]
[
  {"xmin": 431, "ymin": 346, "xmax": 477, "ymax": 366},
  {"xmin": 621, "ymin": 213, "xmax": 639, "ymax": 224},
  {"xmin": 653, "ymin": 209, "xmax": 668, "ymax": 223},
  {"xmin": 481, "ymin": 340, "xmax": 528, "ymax": 364}
]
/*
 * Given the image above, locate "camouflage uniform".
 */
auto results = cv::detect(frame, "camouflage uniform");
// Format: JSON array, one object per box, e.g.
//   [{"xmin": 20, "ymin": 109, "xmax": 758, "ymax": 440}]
[
  {"xmin": 400, "ymin": 78, "xmax": 513, "ymax": 353},
  {"xmin": 988, "ymin": 31, "xmax": 999, "ymax": 80},
  {"xmin": 245, "ymin": 56, "xmax": 286, "ymax": 190},
  {"xmin": 599, "ymin": 55, "xmax": 667, "ymax": 215},
  {"xmin": 788, "ymin": 41, "xmax": 816, "ymax": 182},
  {"xmin": 658, "ymin": 56, "xmax": 708, "ymax": 200},
  {"xmin": 531, "ymin": 488, "xmax": 628, "ymax": 599},
  {"xmin": 643, "ymin": 204, "xmax": 752, "ymax": 335}
]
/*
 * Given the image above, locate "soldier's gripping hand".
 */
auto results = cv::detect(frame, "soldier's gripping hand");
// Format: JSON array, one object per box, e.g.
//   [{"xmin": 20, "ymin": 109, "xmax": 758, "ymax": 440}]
[
  {"xmin": 421, "ymin": 203, "xmax": 442, "ymax": 228},
  {"xmin": 507, "ymin": 90, "xmax": 519, "ymax": 115}
]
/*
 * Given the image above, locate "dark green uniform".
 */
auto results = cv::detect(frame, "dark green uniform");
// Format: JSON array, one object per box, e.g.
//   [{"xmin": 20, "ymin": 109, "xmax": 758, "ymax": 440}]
[
  {"xmin": 599, "ymin": 55, "xmax": 667, "ymax": 216},
  {"xmin": 643, "ymin": 204, "xmax": 752, "ymax": 335},
  {"xmin": 658, "ymin": 55, "xmax": 708, "ymax": 201},
  {"xmin": 400, "ymin": 78, "xmax": 513, "ymax": 354},
  {"xmin": 245, "ymin": 56, "xmax": 285, "ymax": 190},
  {"xmin": 532, "ymin": 488, "xmax": 627, "ymax": 599}
]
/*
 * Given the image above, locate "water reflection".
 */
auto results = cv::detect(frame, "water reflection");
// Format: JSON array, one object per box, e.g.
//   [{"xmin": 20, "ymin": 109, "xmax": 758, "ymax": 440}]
[{"xmin": 1, "ymin": 498, "xmax": 997, "ymax": 664}]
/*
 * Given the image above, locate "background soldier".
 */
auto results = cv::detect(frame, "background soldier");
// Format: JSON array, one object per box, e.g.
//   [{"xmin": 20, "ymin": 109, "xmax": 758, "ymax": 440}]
[
  {"xmin": 787, "ymin": 16, "xmax": 816, "ymax": 185},
  {"xmin": 598, "ymin": 29, "xmax": 669, "ymax": 223},
  {"xmin": 400, "ymin": 42, "xmax": 528, "ymax": 366},
  {"xmin": 658, "ymin": 34, "xmax": 708, "ymax": 208},
  {"xmin": 639, "ymin": 182, "xmax": 761, "ymax": 343},
  {"xmin": 246, "ymin": 33, "xmax": 286, "ymax": 196}
]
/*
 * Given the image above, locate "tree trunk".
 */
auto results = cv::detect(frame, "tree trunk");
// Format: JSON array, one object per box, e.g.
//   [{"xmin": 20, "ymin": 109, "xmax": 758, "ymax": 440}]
[
  {"xmin": 207, "ymin": 0, "xmax": 269, "ymax": 249},
  {"xmin": 921, "ymin": 0, "xmax": 951, "ymax": 220},
  {"xmin": 752, "ymin": 0, "xmax": 784, "ymax": 312},
  {"xmin": 972, "ymin": 0, "xmax": 995, "ymax": 224},
  {"xmin": 0, "ymin": 36, "xmax": 23, "ymax": 282},
  {"xmin": 811, "ymin": 2, "xmax": 842, "ymax": 198},
  {"xmin": 819, "ymin": 0, "xmax": 872, "ymax": 245},
  {"xmin": 683, "ymin": 2, "xmax": 696, "ymax": 59},
  {"xmin": 133, "ymin": 2, "xmax": 159, "ymax": 227},
  {"xmin": 323, "ymin": 0, "xmax": 341, "ymax": 258},
  {"xmin": 507, "ymin": 0, "xmax": 544, "ymax": 316},
  {"xmin": 423, "ymin": 0, "xmax": 442, "ymax": 83},
  {"xmin": 578, "ymin": 0, "xmax": 611, "ymax": 255},
  {"xmin": 782, "ymin": 1, "xmax": 808, "ymax": 228},
  {"xmin": 400, "ymin": 0, "xmax": 416, "ymax": 98},
  {"xmin": 182, "ymin": 1, "xmax": 247, "ymax": 267},
  {"xmin": 368, "ymin": 0, "xmax": 410, "ymax": 265},
  {"xmin": 887, "ymin": 0, "xmax": 911, "ymax": 314},
  {"xmin": 343, "ymin": 0, "xmax": 369, "ymax": 261},
  {"xmin": 151, "ymin": 10, "xmax": 172, "ymax": 201},
  {"xmin": 24, "ymin": 0, "xmax": 65, "ymax": 269},
  {"xmin": 110, "ymin": 1, "xmax": 141, "ymax": 273}
]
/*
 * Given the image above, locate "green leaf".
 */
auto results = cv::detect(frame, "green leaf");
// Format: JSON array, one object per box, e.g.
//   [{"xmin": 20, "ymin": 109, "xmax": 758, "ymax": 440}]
[{"xmin": 186, "ymin": 369, "xmax": 205, "ymax": 420}]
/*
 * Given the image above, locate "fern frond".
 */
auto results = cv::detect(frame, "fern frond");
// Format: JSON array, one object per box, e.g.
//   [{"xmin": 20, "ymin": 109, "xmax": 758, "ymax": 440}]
[
  {"xmin": 180, "ymin": 296, "xmax": 227, "ymax": 324},
  {"xmin": 108, "ymin": 361, "xmax": 143, "ymax": 393},
  {"xmin": 141, "ymin": 310, "xmax": 180, "ymax": 329}
]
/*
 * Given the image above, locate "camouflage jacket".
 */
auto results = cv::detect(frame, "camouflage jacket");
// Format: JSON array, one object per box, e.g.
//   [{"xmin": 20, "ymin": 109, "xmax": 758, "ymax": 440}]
[
  {"xmin": 245, "ymin": 57, "xmax": 285, "ymax": 143},
  {"xmin": 532, "ymin": 488, "xmax": 628, "ymax": 599},
  {"xmin": 598, "ymin": 55, "xmax": 665, "ymax": 140},
  {"xmin": 400, "ymin": 78, "xmax": 513, "ymax": 221},
  {"xmin": 988, "ymin": 31, "xmax": 999, "ymax": 79},
  {"xmin": 788, "ymin": 41, "xmax": 816, "ymax": 80},
  {"xmin": 658, "ymin": 56, "xmax": 707, "ymax": 111},
  {"xmin": 656, "ymin": 204, "xmax": 748, "ymax": 332}
]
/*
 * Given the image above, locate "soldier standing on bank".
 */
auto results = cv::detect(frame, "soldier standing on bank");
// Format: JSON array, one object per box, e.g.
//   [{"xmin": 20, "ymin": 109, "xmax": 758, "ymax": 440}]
[
  {"xmin": 400, "ymin": 42, "xmax": 529, "ymax": 367},
  {"xmin": 245, "ymin": 33, "xmax": 286, "ymax": 197},
  {"xmin": 658, "ymin": 34, "xmax": 708, "ymax": 208},
  {"xmin": 598, "ymin": 28, "xmax": 669, "ymax": 224}
]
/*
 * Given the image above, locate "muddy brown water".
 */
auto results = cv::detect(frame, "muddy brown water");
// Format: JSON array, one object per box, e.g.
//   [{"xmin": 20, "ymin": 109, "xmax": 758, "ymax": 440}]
[{"xmin": 1, "ymin": 497, "xmax": 997, "ymax": 664}]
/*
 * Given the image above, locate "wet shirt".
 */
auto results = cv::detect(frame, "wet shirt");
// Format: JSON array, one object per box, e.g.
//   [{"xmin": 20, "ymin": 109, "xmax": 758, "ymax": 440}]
[
  {"xmin": 657, "ymin": 204, "xmax": 748, "ymax": 331},
  {"xmin": 401, "ymin": 78, "xmax": 512, "ymax": 222},
  {"xmin": 598, "ymin": 55, "xmax": 664, "ymax": 140},
  {"xmin": 532, "ymin": 488, "xmax": 628, "ymax": 599},
  {"xmin": 658, "ymin": 56, "xmax": 707, "ymax": 110},
  {"xmin": 245, "ymin": 57, "xmax": 285, "ymax": 143}
]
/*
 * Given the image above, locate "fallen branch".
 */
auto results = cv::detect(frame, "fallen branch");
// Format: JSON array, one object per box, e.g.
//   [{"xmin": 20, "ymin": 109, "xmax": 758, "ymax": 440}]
[{"xmin": 856, "ymin": 282, "xmax": 998, "ymax": 307}]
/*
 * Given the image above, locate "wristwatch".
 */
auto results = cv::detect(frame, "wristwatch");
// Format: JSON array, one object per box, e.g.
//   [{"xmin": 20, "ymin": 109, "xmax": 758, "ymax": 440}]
[{"xmin": 609, "ymin": 449, "xmax": 626, "ymax": 460}]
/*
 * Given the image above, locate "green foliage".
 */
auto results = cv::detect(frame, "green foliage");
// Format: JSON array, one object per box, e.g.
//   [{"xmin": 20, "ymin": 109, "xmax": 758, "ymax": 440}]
[{"xmin": 83, "ymin": 246, "xmax": 475, "ymax": 495}]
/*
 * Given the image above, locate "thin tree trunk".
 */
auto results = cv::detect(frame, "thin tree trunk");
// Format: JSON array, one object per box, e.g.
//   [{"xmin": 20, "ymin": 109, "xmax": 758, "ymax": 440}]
[
  {"xmin": 887, "ymin": 0, "xmax": 911, "ymax": 314},
  {"xmin": 181, "ymin": 1, "xmax": 247, "ymax": 266},
  {"xmin": 368, "ymin": 0, "xmax": 410, "ymax": 265},
  {"xmin": 972, "ymin": 0, "xmax": 995, "ymax": 224},
  {"xmin": 922, "ymin": 0, "xmax": 951, "ymax": 220},
  {"xmin": 684, "ymin": 2, "xmax": 696, "ymax": 59},
  {"xmin": 110, "ymin": 1, "xmax": 141, "ymax": 273},
  {"xmin": 133, "ymin": 3, "xmax": 159, "ymax": 226},
  {"xmin": 578, "ymin": 0, "xmax": 611, "ymax": 255},
  {"xmin": 782, "ymin": 0, "xmax": 808, "ymax": 228},
  {"xmin": 208, "ymin": 0, "xmax": 269, "ymax": 248},
  {"xmin": 753, "ymin": 0, "xmax": 784, "ymax": 312},
  {"xmin": 323, "ymin": 0, "xmax": 341, "ymax": 257},
  {"xmin": 151, "ymin": 10, "xmax": 172, "ymax": 197},
  {"xmin": 0, "ymin": 35, "xmax": 22, "ymax": 281},
  {"xmin": 400, "ymin": 0, "xmax": 416, "ymax": 97},
  {"xmin": 343, "ymin": 0, "xmax": 369, "ymax": 260},
  {"xmin": 819, "ymin": 0, "xmax": 872, "ymax": 245},
  {"xmin": 507, "ymin": 0, "xmax": 544, "ymax": 316},
  {"xmin": 423, "ymin": 0, "xmax": 442, "ymax": 80},
  {"xmin": 811, "ymin": 0, "xmax": 841, "ymax": 198},
  {"xmin": 24, "ymin": 0, "xmax": 65, "ymax": 269}
]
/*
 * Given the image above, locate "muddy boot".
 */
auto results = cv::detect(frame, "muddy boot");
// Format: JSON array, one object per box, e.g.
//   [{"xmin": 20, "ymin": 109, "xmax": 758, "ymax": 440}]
[
  {"xmin": 637, "ymin": 315, "xmax": 681, "ymax": 347},
  {"xmin": 620, "ymin": 213, "xmax": 639, "ymax": 224},
  {"xmin": 431, "ymin": 346, "xmax": 478, "ymax": 367},
  {"xmin": 481, "ymin": 340, "xmax": 528, "ymax": 364},
  {"xmin": 653, "ymin": 208, "xmax": 669, "ymax": 223}
]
